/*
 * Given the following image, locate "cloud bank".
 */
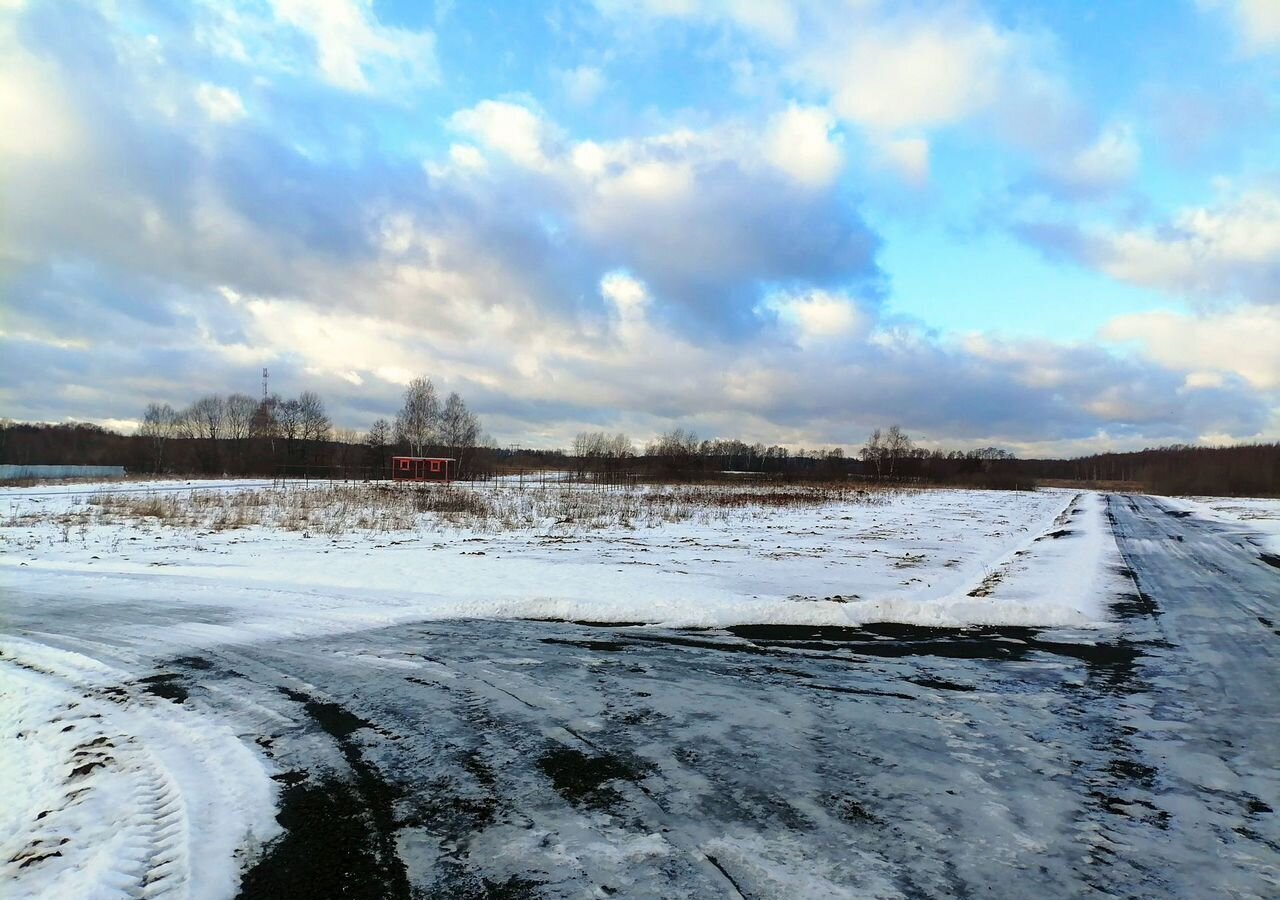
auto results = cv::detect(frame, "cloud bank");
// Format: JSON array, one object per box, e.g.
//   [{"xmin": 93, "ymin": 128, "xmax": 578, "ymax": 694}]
[{"xmin": 1, "ymin": 0, "xmax": 1277, "ymax": 453}]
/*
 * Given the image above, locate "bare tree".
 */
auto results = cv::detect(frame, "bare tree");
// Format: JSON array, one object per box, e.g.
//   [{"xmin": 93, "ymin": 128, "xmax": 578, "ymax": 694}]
[
  {"xmin": 225, "ymin": 394, "xmax": 257, "ymax": 442},
  {"xmin": 820, "ymin": 446, "xmax": 845, "ymax": 479},
  {"xmin": 884, "ymin": 425, "xmax": 913, "ymax": 478},
  {"xmin": 439, "ymin": 392, "xmax": 481, "ymax": 475},
  {"xmin": 572, "ymin": 430, "xmax": 634, "ymax": 479},
  {"xmin": 608, "ymin": 432, "xmax": 633, "ymax": 460},
  {"xmin": 186, "ymin": 396, "xmax": 225, "ymax": 441},
  {"xmin": 138, "ymin": 402, "xmax": 180, "ymax": 472},
  {"xmin": 224, "ymin": 393, "xmax": 257, "ymax": 471},
  {"xmin": 364, "ymin": 418, "xmax": 391, "ymax": 470},
  {"xmin": 331, "ymin": 427, "xmax": 360, "ymax": 468},
  {"xmin": 275, "ymin": 397, "xmax": 304, "ymax": 461},
  {"xmin": 646, "ymin": 428, "xmax": 700, "ymax": 476},
  {"xmin": 298, "ymin": 391, "xmax": 332, "ymax": 443},
  {"xmin": 860, "ymin": 428, "xmax": 883, "ymax": 479},
  {"xmin": 394, "ymin": 377, "xmax": 439, "ymax": 456},
  {"xmin": 251, "ymin": 395, "xmax": 281, "ymax": 441},
  {"xmin": 185, "ymin": 395, "xmax": 226, "ymax": 472}
]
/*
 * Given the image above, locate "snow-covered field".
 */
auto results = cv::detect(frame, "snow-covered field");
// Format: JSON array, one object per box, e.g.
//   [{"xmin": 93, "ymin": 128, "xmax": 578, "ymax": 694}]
[
  {"xmin": 2, "ymin": 480, "xmax": 1154, "ymax": 899},
  {"xmin": 1, "ymin": 480, "xmax": 1124, "ymax": 637},
  {"xmin": 1162, "ymin": 494, "xmax": 1280, "ymax": 555}
]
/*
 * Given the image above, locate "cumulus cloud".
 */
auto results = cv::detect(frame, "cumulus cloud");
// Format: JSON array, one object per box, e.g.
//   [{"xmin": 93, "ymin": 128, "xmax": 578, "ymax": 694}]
[
  {"xmin": 444, "ymin": 99, "xmax": 879, "ymax": 333},
  {"xmin": 798, "ymin": 10, "xmax": 1010, "ymax": 133},
  {"xmin": 1102, "ymin": 306, "xmax": 1280, "ymax": 391},
  {"xmin": 763, "ymin": 104, "xmax": 843, "ymax": 188},
  {"xmin": 1020, "ymin": 187, "xmax": 1280, "ymax": 304},
  {"xmin": 267, "ymin": 0, "xmax": 437, "ymax": 93},
  {"xmin": 760, "ymin": 289, "xmax": 869, "ymax": 346},
  {"xmin": 1, "ymin": 0, "xmax": 1274, "ymax": 451},
  {"xmin": 0, "ymin": 14, "xmax": 82, "ymax": 160},
  {"xmin": 450, "ymin": 100, "xmax": 556, "ymax": 170},
  {"xmin": 598, "ymin": 1, "xmax": 1131, "ymax": 196}
]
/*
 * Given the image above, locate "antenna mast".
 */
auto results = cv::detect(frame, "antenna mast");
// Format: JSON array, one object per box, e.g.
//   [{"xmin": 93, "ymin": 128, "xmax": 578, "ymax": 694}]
[{"xmin": 262, "ymin": 367, "xmax": 269, "ymax": 401}]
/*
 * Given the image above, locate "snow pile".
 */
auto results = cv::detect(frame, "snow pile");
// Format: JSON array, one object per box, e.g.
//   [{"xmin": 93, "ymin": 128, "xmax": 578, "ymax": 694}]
[{"xmin": 0, "ymin": 639, "xmax": 280, "ymax": 900}]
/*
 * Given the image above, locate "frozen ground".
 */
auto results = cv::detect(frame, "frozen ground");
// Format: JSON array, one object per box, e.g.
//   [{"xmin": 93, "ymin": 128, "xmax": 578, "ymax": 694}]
[{"xmin": 2, "ymin": 483, "xmax": 1277, "ymax": 898}]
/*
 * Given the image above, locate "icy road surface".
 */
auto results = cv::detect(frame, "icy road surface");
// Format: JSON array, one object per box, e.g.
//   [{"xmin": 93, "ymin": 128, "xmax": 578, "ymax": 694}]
[{"xmin": 2, "ymin": 492, "xmax": 1278, "ymax": 898}]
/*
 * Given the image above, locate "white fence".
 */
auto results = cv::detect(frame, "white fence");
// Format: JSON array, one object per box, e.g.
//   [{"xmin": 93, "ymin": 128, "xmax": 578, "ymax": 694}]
[{"xmin": 0, "ymin": 465, "xmax": 126, "ymax": 480}]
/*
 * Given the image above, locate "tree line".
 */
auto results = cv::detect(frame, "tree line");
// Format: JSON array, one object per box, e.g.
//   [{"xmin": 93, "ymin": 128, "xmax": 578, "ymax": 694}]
[
  {"xmin": 3, "ymin": 375, "xmax": 488, "ymax": 477},
  {"xmin": 2, "ymin": 410, "xmax": 1277, "ymax": 496},
  {"xmin": 138, "ymin": 390, "xmax": 332, "ymax": 474},
  {"xmin": 562, "ymin": 424, "xmax": 1024, "ymax": 486}
]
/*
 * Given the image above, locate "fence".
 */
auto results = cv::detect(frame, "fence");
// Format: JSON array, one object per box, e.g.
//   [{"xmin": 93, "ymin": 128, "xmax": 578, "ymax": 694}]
[
  {"xmin": 0, "ymin": 464, "xmax": 127, "ymax": 480},
  {"xmin": 271, "ymin": 464, "xmax": 497, "ymax": 487},
  {"xmin": 272, "ymin": 464, "xmax": 390, "ymax": 487}
]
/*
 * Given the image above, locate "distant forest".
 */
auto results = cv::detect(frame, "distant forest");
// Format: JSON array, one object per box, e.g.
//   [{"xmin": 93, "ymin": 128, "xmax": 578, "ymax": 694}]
[{"xmin": 3, "ymin": 415, "xmax": 1278, "ymax": 497}]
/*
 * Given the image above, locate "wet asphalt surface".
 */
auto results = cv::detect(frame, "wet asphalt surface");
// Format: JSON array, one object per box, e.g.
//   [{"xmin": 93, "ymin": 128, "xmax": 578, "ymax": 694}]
[{"xmin": 4, "ymin": 494, "xmax": 1278, "ymax": 898}]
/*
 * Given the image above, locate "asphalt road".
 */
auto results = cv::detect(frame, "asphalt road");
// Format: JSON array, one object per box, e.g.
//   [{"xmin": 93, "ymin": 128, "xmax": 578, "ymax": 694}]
[{"xmin": 3, "ymin": 493, "xmax": 1277, "ymax": 898}]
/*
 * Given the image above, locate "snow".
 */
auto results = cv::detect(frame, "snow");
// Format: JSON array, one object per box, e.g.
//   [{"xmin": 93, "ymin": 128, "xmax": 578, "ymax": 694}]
[
  {"xmin": 1, "ymin": 482, "xmax": 1124, "ymax": 641},
  {"xmin": 0, "ymin": 480, "xmax": 1140, "ymax": 899},
  {"xmin": 0, "ymin": 639, "xmax": 280, "ymax": 900},
  {"xmin": 3, "ymin": 482, "xmax": 1276, "ymax": 899},
  {"xmin": 1160, "ymin": 494, "xmax": 1280, "ymax": 555}
]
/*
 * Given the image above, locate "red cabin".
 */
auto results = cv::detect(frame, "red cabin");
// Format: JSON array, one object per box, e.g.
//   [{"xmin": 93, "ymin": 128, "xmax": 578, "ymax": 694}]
[{"xmin": 391, "ymin": 456, "xmax": 455, "ymax": 482}]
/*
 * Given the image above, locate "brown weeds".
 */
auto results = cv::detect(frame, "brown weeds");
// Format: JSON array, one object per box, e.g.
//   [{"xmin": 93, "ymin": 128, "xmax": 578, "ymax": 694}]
[{"xmin": 63, "ymin": 480, "xmax": 904, "ymax": 536}]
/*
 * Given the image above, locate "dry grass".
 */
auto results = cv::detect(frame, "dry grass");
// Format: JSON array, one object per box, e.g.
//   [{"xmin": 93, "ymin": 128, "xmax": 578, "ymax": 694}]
[{"xmin": 71, "ymin": 480, "xmax": 903, "ymax": 535}]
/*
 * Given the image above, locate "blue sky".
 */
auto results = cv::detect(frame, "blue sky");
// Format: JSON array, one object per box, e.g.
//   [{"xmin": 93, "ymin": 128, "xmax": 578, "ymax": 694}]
[{"xmin": 2, "ymin": 0, "xmax": 1279, "ymax": 454}]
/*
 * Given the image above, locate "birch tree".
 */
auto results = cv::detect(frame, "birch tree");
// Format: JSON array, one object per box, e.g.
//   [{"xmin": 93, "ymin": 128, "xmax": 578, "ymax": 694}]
[
  {"xmin": 394, "ymin": 377, "xmax": 439, "ymax": 456},
  {"xmin": 439, "ymin": 392, "xmax": 480, "ymax": 474}
]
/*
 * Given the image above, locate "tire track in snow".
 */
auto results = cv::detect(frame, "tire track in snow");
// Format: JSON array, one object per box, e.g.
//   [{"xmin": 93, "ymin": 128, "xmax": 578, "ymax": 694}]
[{"xmin": 0, "ymin": 642, "xmax": 276, "ymax": 900}]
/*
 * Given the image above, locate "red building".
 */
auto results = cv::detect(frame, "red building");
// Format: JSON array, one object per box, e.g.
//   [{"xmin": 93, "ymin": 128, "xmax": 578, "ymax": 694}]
[{"xmin": 391, "ymin": 456, "xmax": 455, "ymax": 482}]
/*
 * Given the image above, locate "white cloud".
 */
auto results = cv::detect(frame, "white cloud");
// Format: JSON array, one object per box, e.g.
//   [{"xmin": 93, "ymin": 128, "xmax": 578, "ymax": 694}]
[
  {"xmin": 601, "ymin": 1, "xmax": 1105, "ymax": 189},
  {"xmin": 1083, "ymin": 188, "xmax": 1280, "ymax": 302},
  {"xmin": 763, "ymin": 289, "xmax": 868, "ymax": 346},
  {"xmin": 0, "ymin": 26, "xmax": 81, "ymax": 161},
  {"xmin": 601, "ymin": 270, "xmax": 650, "ymax": 318},
  {"xmin": 1102, "ymin": 306, "xmax": 1280, "ymax": 390},
  {"xmin": 5, "ymin": 4, "xmax": 1275, "ymax": 451},
  {"xmin": 267, "ymin": 0, "xmax": 437, "ymax": 93},
  {"xmin": 1051, "ymin": 121, "xmax": 1139, "ymax": 194},
  {"xmin": 598, "ymin": 0, "xmax": 798, "ymax": 44},
  {"xmin": 557, "ymin": 65, "xmax": 607, "ymax": 105},
  {"xmin": 803, "ymin": 13, "xmax": 1010, "ymax": 133},
  {"xmin": 763, "ymin": 104, "xmax": 843, "ymax": 188},
  {"xmin": 1200, "ymin": 0, "xmax": 1280, "ymax": 54},
  {"xmin": 194, "ymin": 83, "xmax": 246, "ymax": 122},
  {"xmin": 870, "ymin": 135, "xmax": 929, "ymax": 187},
  {"xmin": 449, "ymin": 100, "xmax": 553, "ymax": 170}
]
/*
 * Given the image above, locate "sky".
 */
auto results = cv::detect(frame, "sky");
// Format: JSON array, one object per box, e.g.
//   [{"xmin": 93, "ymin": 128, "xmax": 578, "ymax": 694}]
[{"xmin": 1, "ymin": 0, "xmax": 1279, "ymax": 456}]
